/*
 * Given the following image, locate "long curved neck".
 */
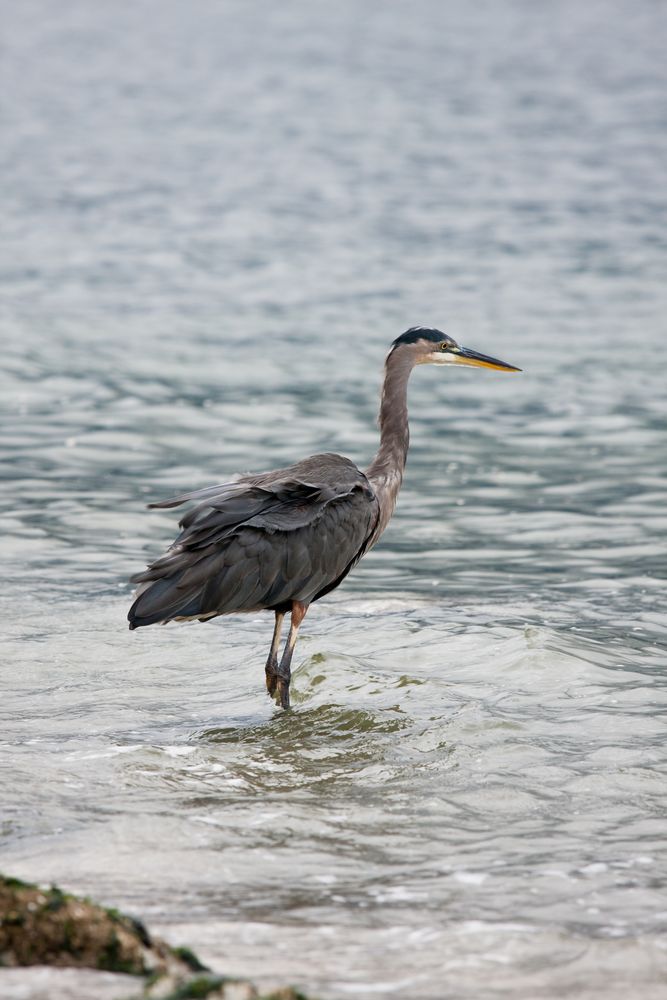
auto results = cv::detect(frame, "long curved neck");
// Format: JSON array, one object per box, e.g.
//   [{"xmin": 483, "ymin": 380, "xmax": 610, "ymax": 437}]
[{"xmin": 365, "ymin": 348, "xmax": 414, "ymax": 537}]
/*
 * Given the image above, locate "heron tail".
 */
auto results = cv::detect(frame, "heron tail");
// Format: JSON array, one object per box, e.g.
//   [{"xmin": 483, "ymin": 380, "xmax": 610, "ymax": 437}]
[{"xmin": 127, "ymin": 579, "xmax": 204, "ymax": 629}]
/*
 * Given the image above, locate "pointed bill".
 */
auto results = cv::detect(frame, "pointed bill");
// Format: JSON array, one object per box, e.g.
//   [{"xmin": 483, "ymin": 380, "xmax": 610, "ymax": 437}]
[{"xmin": 452, "ymin": 347, "xmax": 521, "ymax": 372}]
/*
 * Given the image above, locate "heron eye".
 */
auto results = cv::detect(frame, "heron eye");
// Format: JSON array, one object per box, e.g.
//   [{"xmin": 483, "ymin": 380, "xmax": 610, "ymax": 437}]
[{"xmin": 440, "ymin": 342, "xmax": 449, "ymax": 351}]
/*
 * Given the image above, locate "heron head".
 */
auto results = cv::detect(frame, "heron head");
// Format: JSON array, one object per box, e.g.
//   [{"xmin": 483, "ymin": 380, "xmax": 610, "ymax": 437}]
[{"xmin": 391, "ymin": 327, "xmax": 521, "ymax": 373}]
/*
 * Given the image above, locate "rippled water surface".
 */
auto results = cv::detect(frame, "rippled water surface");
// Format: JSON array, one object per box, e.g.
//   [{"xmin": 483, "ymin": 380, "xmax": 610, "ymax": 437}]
[{"xmin": 2, "ymin": 1, "xmax": 667, "ymax": 997}]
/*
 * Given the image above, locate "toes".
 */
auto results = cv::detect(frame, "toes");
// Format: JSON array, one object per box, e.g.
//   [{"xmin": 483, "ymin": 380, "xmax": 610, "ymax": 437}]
[
  {"xmin": 265, "ymin": 671, "xmax": 278, "ymax": 696},
  {"xmin": 274, "ymin": 677, "xmax": 291, "ymax": 710}
]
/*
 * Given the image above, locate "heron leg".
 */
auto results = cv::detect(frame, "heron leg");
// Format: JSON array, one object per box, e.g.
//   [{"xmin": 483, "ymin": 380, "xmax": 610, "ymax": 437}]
[
  {"xmin": 265, "ymin": 611, "xmax": 285, "ymax": 697},
  {"xmin": 274, "ymin": 601, "xmax": 309, "ymax": 710}
]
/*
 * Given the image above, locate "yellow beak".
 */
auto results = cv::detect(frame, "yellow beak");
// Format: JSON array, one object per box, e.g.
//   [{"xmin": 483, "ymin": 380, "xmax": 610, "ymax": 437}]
[{"xmin": 453, "ymin": 347, "xmax": 522, "ymax": 372}]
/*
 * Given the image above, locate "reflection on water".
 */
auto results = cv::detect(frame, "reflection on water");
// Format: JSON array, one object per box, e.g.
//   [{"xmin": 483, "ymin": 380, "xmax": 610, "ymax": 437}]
[{"xmin": 2, "ymin": 0, "xmax": 667, "ymax": 997}]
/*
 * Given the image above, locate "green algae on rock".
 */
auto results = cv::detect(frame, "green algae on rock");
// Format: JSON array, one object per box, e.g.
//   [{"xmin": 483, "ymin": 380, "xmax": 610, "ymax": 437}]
[
  {"xmin": 0, "ymin": 874, "xmax": 196, "ymax": 977},
  {"xmin": 0, "ymin": 875, "xmax": 312, "ymax": 1000}
]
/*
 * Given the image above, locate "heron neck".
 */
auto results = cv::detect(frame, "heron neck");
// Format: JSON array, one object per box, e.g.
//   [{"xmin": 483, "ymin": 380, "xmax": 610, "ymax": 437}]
[{"xmin": 365, "ymin": 349, "xmax": 413, "ymax": 509}]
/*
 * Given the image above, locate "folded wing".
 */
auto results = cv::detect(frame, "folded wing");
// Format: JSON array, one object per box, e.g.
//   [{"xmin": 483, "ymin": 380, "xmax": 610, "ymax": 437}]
[{"xmin": 128, "ymin": 454, "xmax": 379, "ymax": 629}]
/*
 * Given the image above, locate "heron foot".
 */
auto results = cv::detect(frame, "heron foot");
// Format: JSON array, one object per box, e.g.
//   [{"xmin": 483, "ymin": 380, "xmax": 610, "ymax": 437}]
[
  {"xmin": 275, "ymin": 675, "xmax": 291, "ymax": 710},
  {"xmin": 265, "ymin": 656, "xmax": 279, "ymax": 697},
  {"xmin": 265, "ymin": 669, "xmax": 278, "ymax": 697}
]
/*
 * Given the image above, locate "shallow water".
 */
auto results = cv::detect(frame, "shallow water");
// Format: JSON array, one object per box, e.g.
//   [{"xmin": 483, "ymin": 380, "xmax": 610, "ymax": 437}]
[{"xmin": 2, "ymin": 1, "xmax": 667, "ymax": 997}]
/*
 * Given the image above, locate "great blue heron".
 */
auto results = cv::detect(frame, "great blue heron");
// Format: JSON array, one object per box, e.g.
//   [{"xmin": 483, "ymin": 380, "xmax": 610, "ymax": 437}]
[{"xmin": 128, "ymin": 327, "xmax": 520, "ymax": 709}]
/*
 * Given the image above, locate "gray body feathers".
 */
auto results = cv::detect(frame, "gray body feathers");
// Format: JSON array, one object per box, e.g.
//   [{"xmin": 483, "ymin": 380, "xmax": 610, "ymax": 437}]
[{"xmin": 128, "ymin": 453, "xmax": 380, "ymax": 629}]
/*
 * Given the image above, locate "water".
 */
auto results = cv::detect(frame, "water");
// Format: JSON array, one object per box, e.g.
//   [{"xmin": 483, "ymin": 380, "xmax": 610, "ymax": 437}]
[{"xmin": 2, "ymin": 1, "xmax": 667, "ymax": 997}]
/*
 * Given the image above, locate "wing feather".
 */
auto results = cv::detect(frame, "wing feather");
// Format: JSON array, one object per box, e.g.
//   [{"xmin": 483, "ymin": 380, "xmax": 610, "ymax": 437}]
[{"xmin": 128, "ymin": 454, "xmax": 379, "ymax": 629}]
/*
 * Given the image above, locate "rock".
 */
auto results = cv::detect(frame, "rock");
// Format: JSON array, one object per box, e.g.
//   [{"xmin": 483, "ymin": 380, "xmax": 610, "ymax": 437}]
[
  {"xmin": 0, "ymin": 875, "xmax": 312, "ymax": 1000},
  {"xmin": 0, "ymin": 875, "xmax": 196, "ymax": 979}
]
